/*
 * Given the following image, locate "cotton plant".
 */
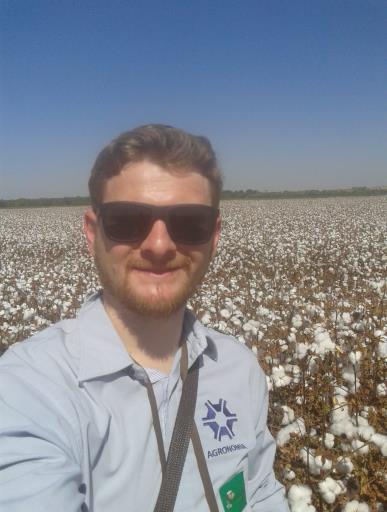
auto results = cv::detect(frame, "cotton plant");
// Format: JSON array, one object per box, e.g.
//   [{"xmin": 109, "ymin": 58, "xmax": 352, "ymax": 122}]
[{"xmin": 2, "ymin": 197, "xmax": 387, "ymax": 510}]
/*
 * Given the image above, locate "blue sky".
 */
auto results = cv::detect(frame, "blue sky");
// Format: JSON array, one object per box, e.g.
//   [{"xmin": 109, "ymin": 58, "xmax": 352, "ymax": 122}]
[{"xmin": 1, "ymin": 0, "xmax": 386, "ymax": 199}]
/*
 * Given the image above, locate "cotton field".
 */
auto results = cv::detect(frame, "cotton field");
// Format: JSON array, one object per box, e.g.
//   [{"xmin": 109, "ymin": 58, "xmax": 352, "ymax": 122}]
[{"xmin": 0, "ymin": 197, "xmax": 386, "ymax": 511}]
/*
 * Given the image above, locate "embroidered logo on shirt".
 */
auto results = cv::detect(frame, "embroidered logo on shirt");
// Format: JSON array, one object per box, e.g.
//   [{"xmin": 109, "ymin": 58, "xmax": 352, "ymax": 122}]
[{"xmin": 202, "ymin": 399, "xmax": 238, "ymax": 441}]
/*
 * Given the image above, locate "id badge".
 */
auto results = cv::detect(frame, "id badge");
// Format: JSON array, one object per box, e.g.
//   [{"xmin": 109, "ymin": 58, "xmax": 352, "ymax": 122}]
[{"xmin": 219, "ymin": 471, "xmax": 247, "ymax": 512}]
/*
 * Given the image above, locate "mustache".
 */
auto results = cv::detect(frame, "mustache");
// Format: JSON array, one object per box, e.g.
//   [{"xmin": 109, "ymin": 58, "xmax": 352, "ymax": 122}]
[{"xmin": 126, "ymin": 258, "xmax": 190, "ymax": 271}]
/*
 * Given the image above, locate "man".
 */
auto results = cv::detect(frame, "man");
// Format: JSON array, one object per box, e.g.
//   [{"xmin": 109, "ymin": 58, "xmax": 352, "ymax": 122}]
[{"xmin": 0, "ymin": 125, "xmax": 289, "ymax": 511}]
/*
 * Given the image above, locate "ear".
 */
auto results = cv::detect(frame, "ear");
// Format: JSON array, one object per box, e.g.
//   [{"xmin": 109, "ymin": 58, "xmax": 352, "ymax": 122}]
[
  {"xmin": 83, "ymin": 208, "xmax": 98, "ymax": 256},
  {"xmin": 210, "ymin": 214, "xmax": 221, "ymax": 259}
]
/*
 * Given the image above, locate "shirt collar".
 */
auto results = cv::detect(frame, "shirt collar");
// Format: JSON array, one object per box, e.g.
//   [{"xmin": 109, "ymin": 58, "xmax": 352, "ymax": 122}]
[{"xmin": 77, "ymin": 293, "xmax": 217, "ymax": 383}]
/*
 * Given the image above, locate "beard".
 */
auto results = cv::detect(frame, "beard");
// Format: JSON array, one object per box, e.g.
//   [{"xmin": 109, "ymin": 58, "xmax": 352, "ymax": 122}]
[{"xmin": 93, "ymin": 235, "xmax": 211, "ymax": 318}]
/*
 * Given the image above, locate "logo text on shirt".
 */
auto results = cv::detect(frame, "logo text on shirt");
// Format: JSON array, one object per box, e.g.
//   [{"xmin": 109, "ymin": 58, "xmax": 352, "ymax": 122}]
[{"xmin": 207, "ymin": 443, "xmax": 247, "ymax": 459}]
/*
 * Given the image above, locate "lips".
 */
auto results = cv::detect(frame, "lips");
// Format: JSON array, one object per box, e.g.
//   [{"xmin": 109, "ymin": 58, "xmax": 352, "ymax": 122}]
[{"xmin": 134, "ymin": 267, "xmax": 180, "ymax": 275}]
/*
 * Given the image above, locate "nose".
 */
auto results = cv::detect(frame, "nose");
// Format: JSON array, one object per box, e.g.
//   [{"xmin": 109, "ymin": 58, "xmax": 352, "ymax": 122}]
[{"xmin": 140, "ymin": 218, "xmax": 177, "ymax": 262}]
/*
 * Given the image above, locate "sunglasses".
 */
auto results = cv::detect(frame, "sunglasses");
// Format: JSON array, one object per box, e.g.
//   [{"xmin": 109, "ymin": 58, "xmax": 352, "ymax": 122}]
[{"xmin": 98, "ymin": 202, "xmax": 219, "ymax": 245}]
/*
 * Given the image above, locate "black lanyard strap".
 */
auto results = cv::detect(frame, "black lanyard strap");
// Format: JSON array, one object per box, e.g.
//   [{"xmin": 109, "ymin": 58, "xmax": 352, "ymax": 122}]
[
  {"xmin": 191, "ymin": 421, "xmax": 219, "ymax": 511},
  {"xmin": 145, "ymin": 380, "xmax": 167, "ymax": 474},
  {"xmin": 146, "ymin": 342, "xmax": 219, "ymax": 512}
]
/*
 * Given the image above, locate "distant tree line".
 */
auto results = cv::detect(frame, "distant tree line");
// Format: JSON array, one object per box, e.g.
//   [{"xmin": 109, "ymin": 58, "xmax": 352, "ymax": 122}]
[
  {"xmin": 221, "ymin": 186, "xmax": 387, "ymax": 200},
  {"xmin": 0, "ymin": 187, "xmax": 386, "ymax": 208},
  {"xmin": 0, "ymin": 196, "xmax": 90, "ymax": 208}
]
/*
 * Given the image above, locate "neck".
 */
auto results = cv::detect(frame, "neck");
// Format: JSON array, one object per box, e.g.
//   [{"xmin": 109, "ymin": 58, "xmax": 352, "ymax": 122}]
[{"xmin": 102, "ymin": 292, "xmax": 185, "ymax": 373}]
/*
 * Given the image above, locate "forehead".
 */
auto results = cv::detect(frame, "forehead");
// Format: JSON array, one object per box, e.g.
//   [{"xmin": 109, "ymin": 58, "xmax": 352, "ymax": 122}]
[{"xmin": 102, "ymin": 160, "xmax": 213, "ymax": 206}]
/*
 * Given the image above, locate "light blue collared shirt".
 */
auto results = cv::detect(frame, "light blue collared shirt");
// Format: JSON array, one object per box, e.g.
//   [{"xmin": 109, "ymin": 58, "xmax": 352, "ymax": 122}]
[{"xmin": 0, "ymin": 294, "xmax": 288, "ymax": 512}]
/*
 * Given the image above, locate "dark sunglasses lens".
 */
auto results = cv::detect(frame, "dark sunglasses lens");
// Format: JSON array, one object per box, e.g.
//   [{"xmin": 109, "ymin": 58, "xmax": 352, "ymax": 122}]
[
  {"xmin": 101, "ymin": 204, "xmax": 152, "ymax": 242},
  {"xmin": 169, "ymin": 206, "xmax": 217, "ymax": 244}
]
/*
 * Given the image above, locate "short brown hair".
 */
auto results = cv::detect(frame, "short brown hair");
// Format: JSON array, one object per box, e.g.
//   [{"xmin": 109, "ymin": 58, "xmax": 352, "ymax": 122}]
[{"xmin": 88, "ymin": 124, "xmax": 223, "ymax": 210}]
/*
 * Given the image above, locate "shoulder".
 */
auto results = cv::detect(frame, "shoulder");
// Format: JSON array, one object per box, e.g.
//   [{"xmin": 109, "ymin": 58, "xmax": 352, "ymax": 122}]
[
  {"xmin": 0, "ymin": 317, "xmax": 80, "ymax": 383},
  {"xmin": 0, "ymin": 318, "xmax": 82, "ymax": 425},
  {"xmin": 205, "ymin": 324, "xmax": 260, "ymax": 365},
  {"xmin": 0, "ymin": 319, "xmax": 86, "ymax": 465},
  {"xmin": 200, "ymin": 323, "xmax": 267, "ymax": 387}
]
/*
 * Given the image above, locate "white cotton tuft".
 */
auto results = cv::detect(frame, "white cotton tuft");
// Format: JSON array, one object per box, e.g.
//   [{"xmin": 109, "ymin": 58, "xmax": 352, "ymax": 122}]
[
  {"xmin": 351, "ymin": 439, "xmax": 369, "ymax": 454},
  {"xmin": 265, "ymin": 375, "xmax": 273, "ymax": 392},
  {"xmin": 281, "ymin": 405, "xmax": 295, "ymax": 426},
  {"xmin": 343, "ymin": 500, "xmax": 370, "ymax": 512},
  {"xmin": 335, "ymin": 456, "xmax": 354, "ymax": 475},
  {"xmin": 276, "ymin": 418, "xmax": 306, "ymax": 447},
  {"xmin": 200, "ymin": 312, "xmax": 211, "ymax": 325},
  {"xmin": 358, "ymin": 425, "xmax": 375, "ymax": 442},
  {"xmin": 299, "ymin": 448, "xmax": 332, "ymax": 475},
  {"xmin": 271, "ymin": 365, "xmax": 292, "ymax": 388},
  {"xmin": 22, "ymin": 308, "xmax": 35, "ymax": 321},
  {"xmin": 283, "ymin": 467, "xmax": 296, "ymax": 480},
  {"xmin": 376, "ymin": 383, "xmax": 387, "ymax": 396},
  {"xmin": 348, "ymin": 350, "xmax": 362, "ymax": 365},
  {"xmin": 371, "ymin": 433, "xmax": 387, "ymax": 456},
  {"xmin": 287, "ymin": 484, "xmax": 316, "ymax": 512},
  {"xmin": 318, "ymin": 477, "xmax": 345, "ymax": 504},
  {"xmin": 292, "ymin": 314, "xmax": 303, "ymax": 329},
  {"xmin": 324, "ymin": 432, "xmax": 335, "ymax": 449},
  {"xmin": 313, "ymin": 327, "xmax": 335, "ymax": 355},
  {"xmin": 296, "ymin": 342, "xmax": 308, "ymax": 359},
  {"xmin": 377, "ymin": 339, "xmax": 387, "ymax": 358}
]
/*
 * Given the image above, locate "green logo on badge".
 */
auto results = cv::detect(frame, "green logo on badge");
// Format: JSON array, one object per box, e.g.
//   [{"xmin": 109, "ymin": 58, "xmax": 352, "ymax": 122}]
[{"xmin": 219, "ymin": 472, "xmax": 247, "ymax": 512}]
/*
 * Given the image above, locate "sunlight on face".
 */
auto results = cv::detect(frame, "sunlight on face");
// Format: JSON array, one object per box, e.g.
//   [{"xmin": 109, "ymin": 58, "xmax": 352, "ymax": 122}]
[{"xmin": 92, "ymin": 161, "xmax": 220, "ymax": 317}]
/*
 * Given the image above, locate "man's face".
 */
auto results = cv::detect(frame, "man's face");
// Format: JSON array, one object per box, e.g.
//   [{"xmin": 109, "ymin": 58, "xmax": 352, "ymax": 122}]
[{"xmin": 84, "ymin": 160, "xmax": 221, "ymax": 317}]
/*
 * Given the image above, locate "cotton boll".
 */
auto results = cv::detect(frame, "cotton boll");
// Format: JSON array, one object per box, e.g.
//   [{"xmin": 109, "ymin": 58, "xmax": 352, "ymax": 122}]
[
  {"xmin": 265, "ymin": 375, "xmax": 272, "ymax": 392},
  {"xmin": 324, "ymin": 433, "xmax": 335, "ymax": 449},
  {"xmin": 342, "ymin": 365, "xmax": 360, "ymax": 393},
  {"xmin": 220, "ymin": 309, "xmax": 231, "ymax": 319},
  {"xmin": 22, "ymin": 308, "xmax": 35, "ymax": 321},
  {"xmin": 200, "ymin": 312, "xmax": 211, "ymax": 325},
  {"xmin": 313, "ymin": 327, "xmax": 335, "ymax": 355},
  {"xmin": 314, "ymin": 454, "xmax": 332, "ymax": 472},
  {"xmin": 299, "ymin": 447, "xmax": 332, "ymax": 475},
  {"xmin": 292, "ymin": 314, "xmax": 303, "ymax": 329},
  {"xmin": 283, "ymin": 466, "xmax": 296, "ymax": 480},
  {"xmin": 348, "ymin": 350, "xmax": 362, "ymax": 365},
  {"xmin": 377, "ymin": 340, "xmax": 387, "ymax": 358},
  {"xmin": 318, "ymin": 477, "xmax": 345, "ymax": 504},
  {"xmin": 358, "ymin": 425, "xmax": 375, "ymax": 442},
  {"xmin": 376, "ymin": 383, "xmax": 387, "ymax": 396},
  {"xmin": 287, "ymin": 484, "xmax": 316, "ymax": 512},
  {"xmin": 281, "ymin": 405, "xmax": 295, "ymax": 426},
  {"xmin": 336, "ymin": 456, "xmax": 354, "ymax": 475},
  {"xmin": 296, "ymin": 343, "xmax": 308, "ymax": 359},
  {"xmin": 334, "ymin": 386, "xmax": 348, "ymax": 398},
  {"xmin": 351, "ymin": 439, "xmax": 369, "ymax": 454},
  {"xmin": 271, "ymin": 365, "xmax": 292, "ymax": 388},
  {"xmin": 242, "ymin": 322, "xmax": 257, "ymax": 335},
  {"xmin": 231, "ymin": 316, "xmax": 242, "ymax": 327},
  {"xmin": 343, "ymin": 500, "xmax": 370, "ymax": 512},
  {"xmin": 371, "ymin": 433, "xmax": 387, "ymax": 456},
  {"xmin": 276, "ymin": 418, "xmax": 306, "ymax": 447}
]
